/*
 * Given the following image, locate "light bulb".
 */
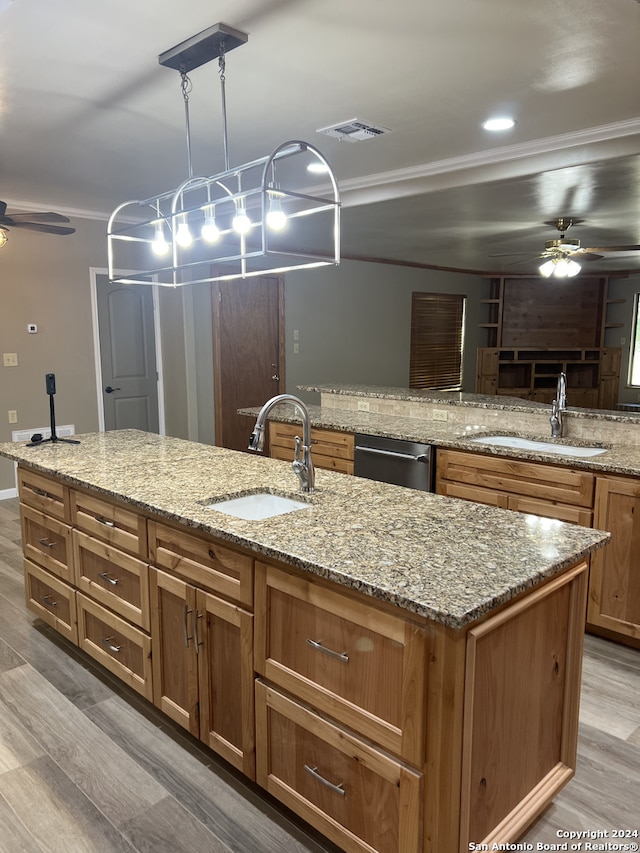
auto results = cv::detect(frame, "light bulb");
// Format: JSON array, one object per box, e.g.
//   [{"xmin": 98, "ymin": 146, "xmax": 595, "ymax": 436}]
[
  {"xmin": 539, "ymin": 259, "xmax": 555, "ymax": 277},
  {"xmin": 553, "ymin": 257, "xmax": 570, "ymax": 277},
  {"xmin": 232, "ymin": 206, "xmax": 252, "ymax": 235},
  {"xmin": 565, "ymin": 258, "xmax": 581, "ymax": 277},
  {"xmin": 175, "ymin": 216, "xmax": 193, "ymax": 248},
  {"xmin": 151, "ymin": 222, "xmax": 169, "ymax": 256},
  {"xmin": 266, "ymin": 195, "xmax": 287, "ymax": 231},
  {"xmin": 201, "ymin": 206, "xmax": 220, "ymax": 243},
  {"xmin": 0, "ymin": 228, "xmax": 8, "ymax": 249}
]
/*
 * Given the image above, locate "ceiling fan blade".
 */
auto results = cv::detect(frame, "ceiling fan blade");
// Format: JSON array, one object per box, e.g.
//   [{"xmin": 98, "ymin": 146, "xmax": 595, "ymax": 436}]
[
  {"xmin": 7, "ymin": 221, "xmax": 76, "ymax": 235},
  {"xmin": 579, "ymin": 252, "xmax": 605, "ymax": 261},
  {"xmin": 488, "ymin": 251, "xmax": 535, "ymax": 258},
  {"xmin": 582, "ymin": 245, "xmax": 640, "ymax": 253},
  {"xmin": 0, "ymin": 201, "xmax": 6, "ymax": 218},
  {"xmin": 4, "ymin": 211, "xmax": 71, "ymax": 223}
]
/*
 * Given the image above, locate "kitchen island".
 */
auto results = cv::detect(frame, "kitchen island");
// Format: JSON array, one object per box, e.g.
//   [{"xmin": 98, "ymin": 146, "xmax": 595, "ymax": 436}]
[{"xmin": 0, "ymin": 430, "xmax": 609, "ymax": 853}]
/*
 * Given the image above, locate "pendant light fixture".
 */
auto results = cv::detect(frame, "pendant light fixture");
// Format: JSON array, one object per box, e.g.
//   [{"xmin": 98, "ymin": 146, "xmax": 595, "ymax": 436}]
[{"xmin": 107, "ymin": 23, "xmax": 340, "ymax": 286}]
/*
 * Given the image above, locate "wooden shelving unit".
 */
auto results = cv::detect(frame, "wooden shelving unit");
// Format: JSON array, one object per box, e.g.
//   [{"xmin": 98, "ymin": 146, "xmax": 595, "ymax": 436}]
[{"xmin": 476, "ymin": 276, "xmax": 623, "ymax": 409}]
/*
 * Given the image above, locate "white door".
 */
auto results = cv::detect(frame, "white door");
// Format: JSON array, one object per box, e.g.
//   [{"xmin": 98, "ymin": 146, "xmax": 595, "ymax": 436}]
[{"xmin": 94, "ymin": 272, "xmax": 160, "ymax": 432}]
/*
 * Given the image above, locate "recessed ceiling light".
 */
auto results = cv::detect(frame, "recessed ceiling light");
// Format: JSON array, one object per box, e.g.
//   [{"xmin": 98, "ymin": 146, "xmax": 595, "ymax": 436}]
[{"xmin": 482, "ymin": 116, "xmax": 516, "ymax": 131}]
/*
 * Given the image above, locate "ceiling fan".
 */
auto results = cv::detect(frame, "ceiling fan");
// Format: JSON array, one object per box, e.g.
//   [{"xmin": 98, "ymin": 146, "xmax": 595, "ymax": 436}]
[
  {"xmin": 491, "ymin": 217, "xmax": 640, "ymax": 277},
  {"xmin": 0, "ymin": 200, "xmax": 75, "ymax": 247}
]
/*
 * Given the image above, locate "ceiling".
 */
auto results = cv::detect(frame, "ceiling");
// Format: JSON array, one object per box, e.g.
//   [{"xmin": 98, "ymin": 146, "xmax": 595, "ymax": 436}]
[{"xmin": 1, "ymin": 0, "xmax": 640, "ymax": 275}]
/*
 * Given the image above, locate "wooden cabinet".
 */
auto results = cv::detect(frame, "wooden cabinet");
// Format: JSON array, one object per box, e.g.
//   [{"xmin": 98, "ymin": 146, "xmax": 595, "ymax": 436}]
[
  {"xmin": 477, "ymin": 276, "xmax": 622, "ymax": 409},
  {"xmin": 436, "ymin": 449, "xmax": 594, "ymax": 526},
  {"xmin": 269, "ymin": 422, "xmax": 354, "ymax": 475},
  {"xmin": 71, "ymin": 488, "xmax": 147, "ymax": 559},
  {"xmin": 148, "ymin": 522, "xmax": 255, "ymax": 778},
  {"xmin": 587, "ymin": 475, "xmax": 640, "ymax": 646},
  {"xmin": 255, "ymin": 561, "xmax": 425, "ymax": 852},
  {"xmin": 18, "ymin": 468, "xmax": 76, "ymax": 640}
]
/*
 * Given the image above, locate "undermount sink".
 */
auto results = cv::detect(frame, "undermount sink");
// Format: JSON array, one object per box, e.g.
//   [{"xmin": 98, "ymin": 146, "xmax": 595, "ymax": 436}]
[
  {"xmin": 205, "ymin": 492, "xmax": 311, "ymax": 520},
  {"xmin": 469, "ymin": 435, "xmax": 608, "ymax": 458}
]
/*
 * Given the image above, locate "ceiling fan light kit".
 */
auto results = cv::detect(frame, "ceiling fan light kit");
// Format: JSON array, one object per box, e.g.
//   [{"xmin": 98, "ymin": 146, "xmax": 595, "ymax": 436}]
[{"xmin": 107, "ymin": 23, "xmax": 340, "ymax": 287}]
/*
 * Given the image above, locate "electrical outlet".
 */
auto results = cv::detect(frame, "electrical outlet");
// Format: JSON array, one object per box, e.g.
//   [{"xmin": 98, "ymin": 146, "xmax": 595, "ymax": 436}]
[
  {"xmin": 357, "ymin": 400, "xmax": 370, "ymax": 412},
  {"xmin": 3, "ymin": 352, "xmax": 18, "ymax": 367},
  {"xmin": 432, "ymin": 409, "xmax": 448, "ymax": 422},
  {"xmin": 293, "ymin": 342, "xmax": 299, "ymax": 354},
  {"xmin": 8, "ymin": 410, "xmax": 17, "ymax": 424}
]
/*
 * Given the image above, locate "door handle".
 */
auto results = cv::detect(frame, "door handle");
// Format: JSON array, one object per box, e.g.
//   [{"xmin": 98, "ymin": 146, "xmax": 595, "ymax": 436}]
[
  {"xmin": 105, "ymin": 386, "xmax": 121, "ymax": 393},
  {"xmin": 271, "ymin": 363, "xmax": 280, "ymax": 381}
]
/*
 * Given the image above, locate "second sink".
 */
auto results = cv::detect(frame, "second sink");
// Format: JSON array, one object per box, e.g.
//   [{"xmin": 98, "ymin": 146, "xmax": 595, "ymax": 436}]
[
  {"xmin": 205, "ymin": 491, "xmax": 311, "ymax": 520},
  {"xmin": 469, "ymin": 435, "xmax": 608, "ymax": 457}
]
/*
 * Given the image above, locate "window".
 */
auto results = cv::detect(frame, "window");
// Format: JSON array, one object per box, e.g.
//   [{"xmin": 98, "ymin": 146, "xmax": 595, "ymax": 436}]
[
  {"xmin": 629, "ymin": 292, "xmax": 640, "ymax": 386},
  {"xmin": 409, "ymin": 292, "xmax": 466, "ymax": 390}
]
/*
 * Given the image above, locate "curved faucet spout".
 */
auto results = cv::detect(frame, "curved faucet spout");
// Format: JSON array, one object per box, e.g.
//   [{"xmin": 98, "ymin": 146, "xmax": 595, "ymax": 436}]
[{"xmin": 248, "ymin": 394, "xmax": 315, "ymax": 492}]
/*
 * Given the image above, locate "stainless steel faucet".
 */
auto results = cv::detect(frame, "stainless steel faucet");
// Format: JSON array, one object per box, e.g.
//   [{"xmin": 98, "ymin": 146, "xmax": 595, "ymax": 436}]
[
  {"xmin": 248, "ymin": 394, "xmax": 315, "ymax": 492},
  {"xmin": 550, "ymin": 372, "xmax": 567, "ymax": 437}
]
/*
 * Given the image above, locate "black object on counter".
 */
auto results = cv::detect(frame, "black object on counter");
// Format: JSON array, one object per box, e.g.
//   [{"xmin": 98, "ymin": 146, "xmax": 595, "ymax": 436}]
[{"xmin": 26, "ymin": 373, "xmax": 81, "ymax": 447}]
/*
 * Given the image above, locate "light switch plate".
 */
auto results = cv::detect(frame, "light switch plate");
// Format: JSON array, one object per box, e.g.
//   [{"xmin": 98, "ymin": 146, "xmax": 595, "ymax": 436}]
[{"xmin": 3, "ymin": 352, "xmax": 18, "ymax": 367}]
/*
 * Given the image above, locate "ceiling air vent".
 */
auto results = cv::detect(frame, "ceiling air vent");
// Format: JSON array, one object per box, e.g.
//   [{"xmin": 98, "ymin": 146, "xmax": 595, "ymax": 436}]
[{"xmin": 316, "ymin": 118, "xmax": 391, "ymax": 142}]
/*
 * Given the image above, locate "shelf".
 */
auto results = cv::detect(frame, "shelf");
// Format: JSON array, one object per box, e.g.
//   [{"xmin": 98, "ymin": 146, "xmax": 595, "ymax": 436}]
[
  {"xmin": 479, "ymin": 323, "xmax": 499, "ymax": 328},
  {"xmin": 605, "ymin": 323, "xmax": 625, "ymax": 329}
]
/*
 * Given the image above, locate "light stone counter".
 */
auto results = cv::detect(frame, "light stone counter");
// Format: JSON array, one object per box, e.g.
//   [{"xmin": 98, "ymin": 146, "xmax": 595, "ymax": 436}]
[{"xmin": 0, "ymin": 429, "xmax": 608, "ymax": 630}]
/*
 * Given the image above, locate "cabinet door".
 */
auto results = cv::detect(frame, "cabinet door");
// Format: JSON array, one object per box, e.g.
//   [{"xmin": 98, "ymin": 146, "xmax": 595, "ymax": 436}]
[
  {"xmin": 24, "ymin": 558, "xmax": 78, "ymax": 644},
  {"xmin": 269, "ymin": 423, "xmax": 355, "ymax": 475},
  {"xmin": 149, "ymin": 568, "xmax": 199, "ymax": 735},
  {"xmin": 197, "ymin": 590, "xmax": 255, "ymax": 778},
  {"xmin": 587, "ymin": 476, "xmax": 640, "ymax": 643}
]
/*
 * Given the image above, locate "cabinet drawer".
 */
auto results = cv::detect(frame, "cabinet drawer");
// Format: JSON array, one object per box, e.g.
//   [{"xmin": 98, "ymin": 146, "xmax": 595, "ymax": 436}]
[
  {"xmin": 18, "ymin": 467, "xmax": 70, "ymax": 522},
  {"xmin": 149, "ymin": 520, "xmax": 253, "ymax": 608},
  {"xmin": 507, "ymin": 495, "xmax": 592, "ymax": 526},
  {"xmin": 20, "ymin": 504, "xmax": 74, "ymax": 582},
  {"xmin": 437, "ymin": 449, "xmax": 594, "ymax": 508},
  {"xmin": 270, "ymin": 423, "xmax": 354, "ymax": 474},
  {"xmin": 24, "ymin": 558, "xmax": 77, "ymax": 644},
  {"xmin": 255, "ymin": 563, "xmax": 426, "ymax": 765},
  {"xmin": 71, "ymin": 489, "xmax": 147, "ymax": 559},
  {"xmin": 73, "ymin": 530, "xmax": 150, "ymax": 630},
  {"xmin": 256, "ymin": 681, "xmax": 422, "ymax": 853},
  {"xmin": 77, "ymin": 593, "xmax": 152, "ymax": 700}
]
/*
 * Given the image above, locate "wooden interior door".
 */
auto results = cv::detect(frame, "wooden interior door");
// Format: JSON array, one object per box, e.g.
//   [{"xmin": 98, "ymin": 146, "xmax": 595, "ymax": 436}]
[{"xmin": 213, "ymin": 276, "xmax": 284, "ymax": 451}]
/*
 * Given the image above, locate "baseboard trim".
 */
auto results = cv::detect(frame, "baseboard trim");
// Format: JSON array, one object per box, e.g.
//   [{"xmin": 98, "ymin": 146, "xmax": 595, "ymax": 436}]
[{"xmin": 0, "ymin": 487, "xmax": 18, "ymax": 500}]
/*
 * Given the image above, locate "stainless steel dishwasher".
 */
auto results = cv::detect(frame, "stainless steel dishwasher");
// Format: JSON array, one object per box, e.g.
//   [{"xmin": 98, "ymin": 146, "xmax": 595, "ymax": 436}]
[{"xmin": 354, "ymin": 433, "xmax": 435, "ymax": 492}]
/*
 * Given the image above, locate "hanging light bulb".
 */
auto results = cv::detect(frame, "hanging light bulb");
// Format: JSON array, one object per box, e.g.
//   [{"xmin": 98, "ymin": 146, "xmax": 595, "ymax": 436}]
[
  {"xmin": 175, "ymin": 214, "xmax": 193, "ymax": 248},
  {"xmin": 151, "ymin": 220, "xmax": 170, "ymax": 256},
  {"xmin": 553, "ymin": 257, "xmax": 571, "ymax": 277},
  {"xmin": 539, "ymin": 259, "xmax": 555, "ymax": 277},
  {"xmin": 565, "ymin": 258, "xmax": 581, "ymax": 277},
  {"xmin": 0, "ymin": 228, "xmax": 8, "ymax": 249},
  {"xmin": 201, "ymin": 205, "xmax": 220, "ymax": 243},
  {"xmin": 232, "ymin": 200, "xmax": 252, "ymax": 235},
  {"xmin": 266, "ymin": 192, "xmax": 287, "ymax": 231}
]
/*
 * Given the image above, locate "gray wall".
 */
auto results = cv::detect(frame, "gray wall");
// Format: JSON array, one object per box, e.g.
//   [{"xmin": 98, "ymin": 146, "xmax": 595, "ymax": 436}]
[
  {"xmin": 284, "ymin": 260, "xmax": 488, "ymax": 402},
  {"xmin": 605, "ymin": 273, "xmax": 640, "ymax": 404}
]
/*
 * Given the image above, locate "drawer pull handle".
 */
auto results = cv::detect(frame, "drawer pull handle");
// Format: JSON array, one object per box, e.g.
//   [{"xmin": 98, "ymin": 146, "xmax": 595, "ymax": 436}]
[
  {"xmin": 101, "ymin": 636, "xmax": 121, "ymax": 653},
  {"xmin": 306, "ymin": 639, "xmax": 349, "ymax": 663},
  {"xmin": 42, "ymin": 594, "xmax": 58, "ymax": 608},
  {"xmin": 208, "ymin": 549, "xmax": 217, "ymax": 560},
  {"xmin": 304, "ymin": 765, "xmax": 345, "ymax": 797},
  {"xmin": 37, "ymin": 537, "xmax": 56, "ymax": 548},
  {"xmin": 96, "ymin": 516, "xmax": 115, "ymax": 528},
  {"xmin": 99, "ymin": 572, "xmax": 119, "ymax": 586},
  {"xmin": 193, "ymin": 610, "xmax": 203, "ymax": 653},
  {"xmin": 183, "ymin": 605, "xmax": 193, "ymax": 648},
  {"xmin": 33, "ymin": 487, "xmax": 52, "ymax": 499}
]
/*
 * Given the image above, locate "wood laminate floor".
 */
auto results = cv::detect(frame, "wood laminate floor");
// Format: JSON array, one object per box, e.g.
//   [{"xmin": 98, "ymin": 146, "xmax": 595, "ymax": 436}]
[{"xmin": 0, "ymin": 497, "xmax": 638, "ymax": 852}]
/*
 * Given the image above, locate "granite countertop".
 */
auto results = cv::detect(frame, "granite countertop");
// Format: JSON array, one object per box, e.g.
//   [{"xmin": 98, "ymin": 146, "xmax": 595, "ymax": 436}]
[
  {"xmin": 239, "ymin": 403, "xmax": 640, "ymax": 477},
  {"xmin": 0, "ymin": 430, "xmax": 608, "ymax": 630}
]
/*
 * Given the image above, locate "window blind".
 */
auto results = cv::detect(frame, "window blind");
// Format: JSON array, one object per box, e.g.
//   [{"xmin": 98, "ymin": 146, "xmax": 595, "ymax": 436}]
[{"xmin": 409, "ymin": 292, "xmax": 465, "ymax": 390}]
